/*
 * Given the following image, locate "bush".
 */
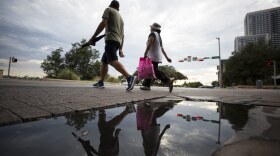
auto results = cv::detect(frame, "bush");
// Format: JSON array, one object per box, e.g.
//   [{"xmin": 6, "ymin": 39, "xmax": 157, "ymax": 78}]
[
  {"xmin": 57, "ymin": 69, "xmax": 80, "ymax": 80},
  {"xmin": 106, "ymin": 76, "xmax": 120, "ymax": 83},
  {"xmin": 92, "ymin": 76, "xmax": 100, "ymax": 81}
]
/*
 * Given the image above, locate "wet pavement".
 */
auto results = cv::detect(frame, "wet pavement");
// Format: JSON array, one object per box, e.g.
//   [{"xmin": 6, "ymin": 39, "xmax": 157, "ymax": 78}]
[
  {"xmin": 0, "ymin": 79, "xmax": 280, "ymax": 155},
  {"xmin": 0, "ymin": 99, "xmax": 254, "ymax": 156}
]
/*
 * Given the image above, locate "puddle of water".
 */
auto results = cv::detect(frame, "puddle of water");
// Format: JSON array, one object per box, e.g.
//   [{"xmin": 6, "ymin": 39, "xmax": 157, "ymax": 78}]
[{"xmin": 0, "ymin": 100, "xmax": 252, "ymax": 156}]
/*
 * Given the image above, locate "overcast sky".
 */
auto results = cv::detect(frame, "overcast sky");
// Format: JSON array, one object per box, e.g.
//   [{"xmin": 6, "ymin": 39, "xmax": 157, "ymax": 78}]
[{"xmin": 0, "ymin": 0, "xmax": 279, "ymax": 84}]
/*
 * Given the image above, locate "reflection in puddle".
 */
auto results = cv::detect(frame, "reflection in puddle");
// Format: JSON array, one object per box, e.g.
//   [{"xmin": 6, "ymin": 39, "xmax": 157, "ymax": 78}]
[{"xmin": 0, "ymin": 99, "xmax": 253, "ymax": 156}]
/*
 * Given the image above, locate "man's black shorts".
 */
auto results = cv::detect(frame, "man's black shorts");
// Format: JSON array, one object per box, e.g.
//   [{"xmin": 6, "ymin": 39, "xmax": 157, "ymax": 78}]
[{"xmin": 101, "ymin": 40, "xmax": 120, "ymax": 63}]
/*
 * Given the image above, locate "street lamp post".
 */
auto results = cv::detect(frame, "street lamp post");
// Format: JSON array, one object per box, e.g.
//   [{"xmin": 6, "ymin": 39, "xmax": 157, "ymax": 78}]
[
  {"xmin": 8, "ymin": 57, "xmax": 12, "ymax": 78},
  {"xmin": 273, "ymin": 60, "xmax": 277, "ymax": 88},
  {"xmin": 8, "ymin": 56, "xmax": 17, "ymax": 78},
  {"xmin": 216, "ymin": 37, "xmax": 222, "ymax": 88}
]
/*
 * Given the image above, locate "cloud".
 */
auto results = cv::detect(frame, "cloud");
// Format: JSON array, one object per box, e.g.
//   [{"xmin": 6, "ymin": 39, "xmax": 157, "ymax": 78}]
[{"xmin": 0, "ymin": 0, "xmax": 278, "ymax": 84}]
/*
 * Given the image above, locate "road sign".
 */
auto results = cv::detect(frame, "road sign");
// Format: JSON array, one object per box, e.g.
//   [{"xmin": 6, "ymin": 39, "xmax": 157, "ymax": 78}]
[
  {"xmin": 192, "ymin": 57, "xmax": 198, "ymax": 61},
  {"xmin": 212, "ymin": 56, "xmax": 220, "ymax": 59},
  {"xmin": 187, "ymin": 56, "xmax": 191, "ymax": 62}
]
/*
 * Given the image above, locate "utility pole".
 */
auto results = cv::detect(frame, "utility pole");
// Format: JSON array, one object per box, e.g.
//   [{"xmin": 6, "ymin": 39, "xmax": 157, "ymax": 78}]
[
  {"xmin": 217, "ymin": 102, "xmax": 222, "ymax": 144},
  {"xmin": 8, "ymin": 57, "xmax": 12, "ymax": 78},
  {"xmin": 216, "ymin": 37, "xmax": 222, "ymax": 88},
  {"xmin": 273, "ymin": 60, "xmax": 277, "ymax": 88},
  {"xmin": 8, "ymin": 57, "xmax": 17, "ymax": 78}
]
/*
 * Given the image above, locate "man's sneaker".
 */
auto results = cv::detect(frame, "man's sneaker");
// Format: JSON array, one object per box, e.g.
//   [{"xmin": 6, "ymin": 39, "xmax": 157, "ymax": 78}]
[
  {"xmin": 168, "ymin": 80, "xmax": 173, "ymax": 93},
  {"xmin": 93, "ymin": 81, "xmax": 105, "ymax": 88},
  {"xmin": 126, "ymin": 76, "xmax": 137, "ymax": 91},
  {"xmin": 140, "ymin": 86, "xmax": 151, "ymax": 90}
]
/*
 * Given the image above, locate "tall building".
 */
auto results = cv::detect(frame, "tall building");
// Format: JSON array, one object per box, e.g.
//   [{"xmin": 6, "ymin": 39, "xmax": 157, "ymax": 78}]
[
  {"xmin": 235, "ymin": 33, "xmax": 270, "ymax": 51},
  {"xmin": 235, "ymin": 7, "xmax": 280, "ymax": 51}
]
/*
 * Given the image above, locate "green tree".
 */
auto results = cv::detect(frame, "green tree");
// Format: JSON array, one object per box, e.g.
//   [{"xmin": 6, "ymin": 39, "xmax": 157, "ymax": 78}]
[
  {"xmin": 182, "ymin": 81, "xmax": 188, "ymax": 87},
  {"xmin": 182, "ymin": 81, "xmax": 203, "ymax": 88},
  {"xmin": 65, "ymin": 110, "xmax": 97, "ymax": 130},
  {"xmin": 41, "ymin": 48, "xmax": 64, "ymax": 78},
  {"xmin": 118, "ymin": 75, "xmax": 126, "ymax": 83},
  {"xmin": 158, "ymin": 65, "xmax": 187, "ymax": 80},
  {"xmin": 223, "ymin": 43, "xmax": 280, "ymax": 86},
  {"xmin": 156, "ymin": 65, "xmax": 187, "ymax": 86},
  {"xmin": 106, "ymin": 76, "xmax": 120, "ymax": 83},
  {"xmin": 188, "ymin": 82, "xmax": 203, "ymax": 88},
  {"xmin": 211, "ymin": 81, "xmax": 219, "ymax": 87},
  {"xmin": 65, "ymin": 39, "xmax": 100, "ymax": 80},
  {"xmin": 223, "ymin": 103, "xmax": 253, "ymax": 131}
]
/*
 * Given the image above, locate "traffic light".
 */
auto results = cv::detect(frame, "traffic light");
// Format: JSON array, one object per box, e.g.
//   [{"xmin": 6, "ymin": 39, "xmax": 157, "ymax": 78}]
[
  {"xmin": 266, "ymin": 61, "xmax": 274, "ymax": 66},
  {"xmin": 12, "ymin": 58, "xmax": 17, "ymax": 62}
]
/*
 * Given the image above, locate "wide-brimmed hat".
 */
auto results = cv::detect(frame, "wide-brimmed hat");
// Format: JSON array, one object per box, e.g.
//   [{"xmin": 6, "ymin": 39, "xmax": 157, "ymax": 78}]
[
  {"xmin": 150, "ymin": 23, "xmax": 161, "ymax": 30},
  {"xmin": 109, "ymin": 0, "xmax": 119, "ymax": 9}
]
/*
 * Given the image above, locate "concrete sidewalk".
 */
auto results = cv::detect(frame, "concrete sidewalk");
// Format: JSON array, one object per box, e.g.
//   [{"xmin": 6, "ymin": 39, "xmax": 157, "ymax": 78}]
[
  {"xmin": 1, "ymin": 78, "xmax": 280, "ymax": 126},
  {"xmin": 0, "ymin": 79, "xmax": 170, "ymax": 126}
]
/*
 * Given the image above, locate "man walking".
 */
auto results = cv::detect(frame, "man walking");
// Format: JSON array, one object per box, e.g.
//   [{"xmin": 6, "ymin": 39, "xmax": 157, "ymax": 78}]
[
  {"xmin": 87, "ymin": 0, "xmax": 136, "ymax": 91},
  {"xmin": 141, "ymin": 23, "xmax": 173, "ymax": 92}
]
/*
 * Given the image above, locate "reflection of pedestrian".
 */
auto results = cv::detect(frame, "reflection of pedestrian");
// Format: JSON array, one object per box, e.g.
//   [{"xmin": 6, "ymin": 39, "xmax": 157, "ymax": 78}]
[
  {"xmin": 141, "ymin": 23, "xmax": 173, "ymax": 92},
  {"xmin": 136, "ymin": 103, "xmax": 173, "ymax": 156},
  {"xmin": 73, "ymin": 105, "xmax": 133, "ymax": 156},
  {"xmin": 98, "ymin": 106, "xmax": 132, "ymax": 156},
  {"xmin": 72, "ymin": 132, "xmax": 99, "ymax": 156},
  {"xmin": 87, "ymin": 0, "xmax": 136, "ymax": 91}
]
